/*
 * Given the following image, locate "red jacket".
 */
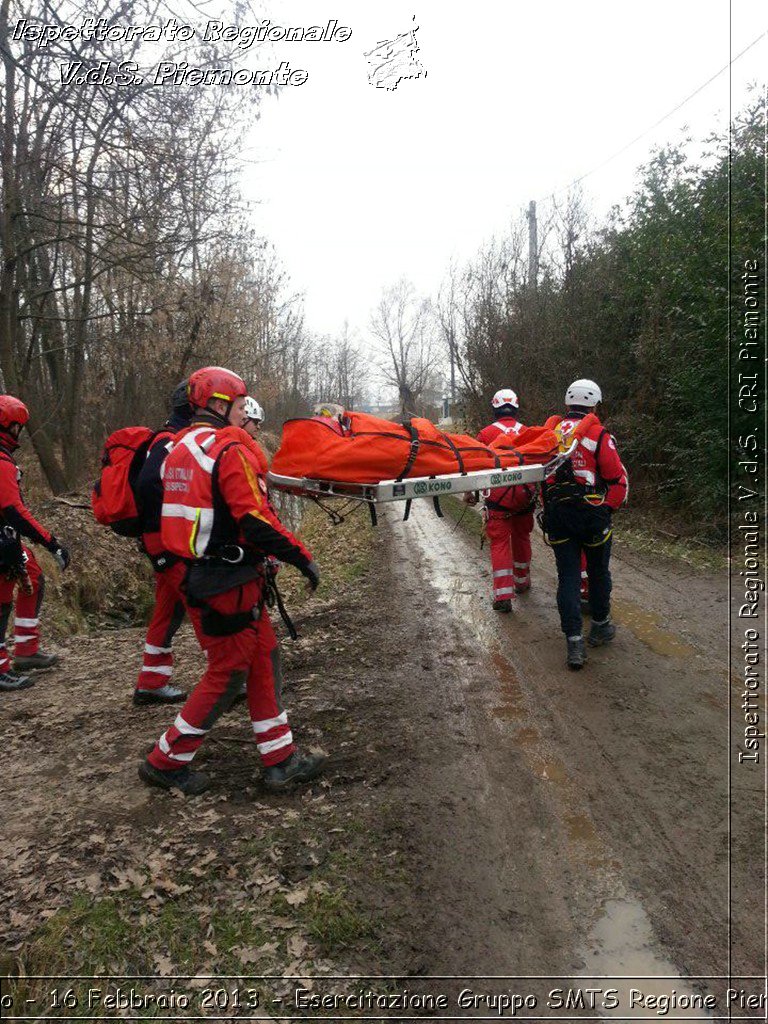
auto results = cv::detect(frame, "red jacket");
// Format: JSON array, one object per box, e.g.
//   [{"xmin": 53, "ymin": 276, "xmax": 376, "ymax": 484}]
[
  {"xmin": 161, "ymin": 422, "xmax": 312, "ymax": 570},
  {"xmin": 544, "ymin": 413, "xmax": 628, "ymax": 509},
  {"xmin": 0, "ymin": 442, "xmax": 53, "ymax": 547},
  {"xmin": 476, "ymin": 417, "xmax": 537, "ymax": 514}
]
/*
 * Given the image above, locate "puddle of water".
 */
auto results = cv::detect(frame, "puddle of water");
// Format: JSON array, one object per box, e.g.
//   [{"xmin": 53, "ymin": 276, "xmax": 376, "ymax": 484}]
[
  {"xmin": 536, "ymin": 759, "xmax": 568, "ymax": 784},
  {"xmin": 612, "ymin": 598, "xmax": 696, "ymax": 658},
  {"xmin": 566, "ymin": 813, "xmax": 600, "ymax": 845},
  {"xmin": 583, "ymin": 899, "xmax": 714, "ymax": 1019},
  {"xmin": 490, "ymin": 650, "xmax": 525, "ymax": 720}
]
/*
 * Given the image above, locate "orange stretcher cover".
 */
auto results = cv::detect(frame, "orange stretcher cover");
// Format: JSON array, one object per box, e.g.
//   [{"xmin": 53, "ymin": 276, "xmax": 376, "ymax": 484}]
[{"xmin": 271, "ymin": 412, "xmax": 560, "ymax": 484}]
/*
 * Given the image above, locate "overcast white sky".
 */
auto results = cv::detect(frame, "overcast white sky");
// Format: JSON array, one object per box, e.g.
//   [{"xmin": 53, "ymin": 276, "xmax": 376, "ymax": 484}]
[{"xmin": 238, "ymin": 1, "xmax": 766, "ymax": 339}]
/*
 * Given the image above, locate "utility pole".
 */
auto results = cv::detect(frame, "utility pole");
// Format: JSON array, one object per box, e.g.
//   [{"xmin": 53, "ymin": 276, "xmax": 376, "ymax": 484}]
[
  {"xmin": 527, "ymin": 200, "xmax": 538, "ymax": 289},
  {"xmin": 448, "ymin": 326, "xmax": 456, "ymax": 408}
]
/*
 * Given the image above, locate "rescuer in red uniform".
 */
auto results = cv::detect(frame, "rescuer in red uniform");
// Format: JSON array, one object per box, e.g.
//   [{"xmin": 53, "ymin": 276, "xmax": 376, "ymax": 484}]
[
  {"xmin": 0, "ymin": 395, "xmax": 69, "ymax": 690},
  {"xmin": 476, "ymin": 389, "xmax": 537, "ymax": 612},
  {"xmin": 139, "ymin": 366, "xmax": 325, "ymax": 795},
  {"xmin": 542, "ymin": 379, "xmax": 628, "ymax": 670},
  {"xmin": 132, "ymin": 382, "xmax": 193, "ymax": 705}
]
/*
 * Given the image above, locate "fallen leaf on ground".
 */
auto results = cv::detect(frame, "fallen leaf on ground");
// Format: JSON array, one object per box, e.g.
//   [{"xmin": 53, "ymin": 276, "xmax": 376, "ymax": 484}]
[
  {"xmin": 284, "ymin": 888, "xmax": 308, "ymax": 907},
  {"xmin": 287, "ymin": 934, "xmax": 308, "ymax": 958}
]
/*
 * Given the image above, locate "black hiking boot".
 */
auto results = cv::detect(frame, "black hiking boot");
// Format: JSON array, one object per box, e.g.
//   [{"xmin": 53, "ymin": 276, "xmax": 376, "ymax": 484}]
[
  {"xmin": 14, "ymin": 651, "xmax": 59, "ymax": 671},
  {"xmin": 262, "ymin": 751, "xmax": 327, "ymax": 792},
  {"xmin": 133, "ymin": 684, "xmax": 187, "ymax": 706},
  {"xmin": 492, "ymin": 598, "xmax": 513, "ymax": 613},
  {"xmin": 566, "ymin": 636, "xmax": 586, "ymax": 671},
  {"xmin": 0, "ymin": 670, "xmax": 34, "ymax": 692},
  {"xmin": 138, "ymin": 760, "xmax": 210, "ymax": 796},
  {"xmin": 588, "ymin": 619, "xmax": 617, "ymax": 647}
]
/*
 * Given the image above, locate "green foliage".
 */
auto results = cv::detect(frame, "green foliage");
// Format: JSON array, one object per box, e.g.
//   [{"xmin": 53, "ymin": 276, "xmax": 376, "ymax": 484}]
[{"xmin": 457, "ymin": 97, "xmax": 764, "ymax": 535}]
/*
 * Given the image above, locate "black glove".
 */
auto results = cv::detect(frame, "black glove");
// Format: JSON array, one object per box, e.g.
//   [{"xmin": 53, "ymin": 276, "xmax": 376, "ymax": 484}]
[
  {"xmin": 302, "ymin": 560, "xmax": 320, "ymax": 591},
  {"xmin": 48, "ymin": 538, "xmax": 70, "ymax": 570}
]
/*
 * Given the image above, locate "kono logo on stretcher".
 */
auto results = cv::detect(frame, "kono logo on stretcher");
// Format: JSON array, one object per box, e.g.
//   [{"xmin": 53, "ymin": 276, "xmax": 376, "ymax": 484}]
[
  {"xmin": 413, "ymin": 480, "xmax": 454, "ymax": 495},
  {"xmin": 490, "ymin": 470, "xmax": 523, "ymax": 486}
]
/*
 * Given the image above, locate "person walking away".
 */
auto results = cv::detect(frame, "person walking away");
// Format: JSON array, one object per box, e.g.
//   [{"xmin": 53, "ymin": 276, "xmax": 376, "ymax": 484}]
[
  {"xmin": 132, "ymin": 382, "xmax": 193, "ymax": 705},
  {"xmin": 139, "ymin": 366, "xmax": 326, "ymax": 795},
  {"xmin": 0, "ymin": 396, "xmax": 70, "ymax": 690},
  {"xmin": 475, "ymin": 389, "xmax": 538, "ymax": 612},
  {"xmin": 541, "ymin": 379, "xmax": 628, "ymax": 670}
]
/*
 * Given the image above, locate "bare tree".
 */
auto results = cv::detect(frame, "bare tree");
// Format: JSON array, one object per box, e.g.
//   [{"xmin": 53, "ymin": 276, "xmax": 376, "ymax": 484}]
[
  {"xmin": 369, "ymin": 278, "xmax": 436, "ymax": 418},
  {"xmin": 0, "ymin": 0, "xmax": 262, "ymax": 488}
]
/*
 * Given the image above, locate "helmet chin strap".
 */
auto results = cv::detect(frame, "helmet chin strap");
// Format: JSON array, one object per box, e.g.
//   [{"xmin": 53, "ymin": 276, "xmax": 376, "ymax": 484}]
[
  {"xmin": 0, "ymin": 426, "xmax": 20, "ymax": 450},
  {"xmin": 196, "ymin": 403, "xmax": 231, "ymax": 427}
]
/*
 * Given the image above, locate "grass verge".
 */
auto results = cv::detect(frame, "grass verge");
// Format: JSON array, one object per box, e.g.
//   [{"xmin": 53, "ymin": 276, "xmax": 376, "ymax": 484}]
[{"xmin": 2, "ymin": 502, "xmax": 390, "ymax": 1010}]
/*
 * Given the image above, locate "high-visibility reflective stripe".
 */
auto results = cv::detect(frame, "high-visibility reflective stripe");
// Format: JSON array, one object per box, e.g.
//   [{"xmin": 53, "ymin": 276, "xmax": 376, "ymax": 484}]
[
  {"xmin": 163, "ymin": 503, "xmax": 205, "ymax": 521},
  {"xmin": 493, "ymin": 421, "xmax": 523, "ymax": 436},
  {"xmin": 142, "ymin": 665, "xmax": 173, "ymax": 676},
  {"xmin": 13, "ymin": 635, "xmax": 36, "ymax": 644},
  {"xmin": 495, "ymin": 586, "xmax": 515, "ymax": 596},
  {"xmin": 173, "ymin": 714, "xmax": 207, "ymax": 736},
  {"xmin": 513, "ymin": 562, "xmax": 529, "ymax": 569},
  {"xmin": 580, "ymin": 436, "xmax": 598, "ymax": 452},
  {"xmin": 163, "ymin": 505, "xmax": 214, "ymax": 557},
  {"xmin": 180, "ymin": 428, "xmax": 216, "ymax": 473},
  {"xmin": 574, "ymin": 469, "xmax": 596, "ymax": 485},
  {"xmin": 196, "ymin": 507, "xmax": 213, "ymax": 556},
  {"xmin": 159, "ymin": 734, "xmax": 196, "ymax": 762},
  {"xmin": 493, "ymin": 569, "xmax": 514, "ymax": 578},
  {"xmin": 252, "ymin": 711, "xmax": 289, "ymax": 735},
  {"xmin": 145, "ymin": 643, "xmax": 172, "ymax": 655},
  {"xmin": 14, "ymin": 617, "xmax": 39, "ymax": 628},
  {"xmin": 257, "ymin": 732, "xmax": 294, "ymax": 755},
  {"xmin": 512, "ymin": 575, "xmax": 529, "ymax": 584}
]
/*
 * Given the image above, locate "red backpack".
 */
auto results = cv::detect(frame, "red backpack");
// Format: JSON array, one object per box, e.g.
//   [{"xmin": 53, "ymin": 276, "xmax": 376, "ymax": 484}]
[{"xmin": 91, "ymin": 426, "xmax": 156, "ymax": 536}]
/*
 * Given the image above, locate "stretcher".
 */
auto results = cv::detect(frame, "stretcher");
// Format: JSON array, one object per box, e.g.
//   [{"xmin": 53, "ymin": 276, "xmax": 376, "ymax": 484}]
[{"xmin": 267, "ymin": 440, "xmax": 577, "ymax": 509}]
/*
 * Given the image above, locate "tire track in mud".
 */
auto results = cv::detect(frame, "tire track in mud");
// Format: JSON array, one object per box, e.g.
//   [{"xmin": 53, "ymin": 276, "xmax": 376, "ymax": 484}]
[{"xmin": 377, "ymin": 501, "xmax": 741, "ymax": 1012}]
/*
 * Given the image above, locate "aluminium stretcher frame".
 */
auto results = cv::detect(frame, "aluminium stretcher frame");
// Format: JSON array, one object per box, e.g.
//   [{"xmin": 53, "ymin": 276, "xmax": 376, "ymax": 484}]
[{"xmin": 267, "ymin": 440, "xmax": 577, "ymax": 505}]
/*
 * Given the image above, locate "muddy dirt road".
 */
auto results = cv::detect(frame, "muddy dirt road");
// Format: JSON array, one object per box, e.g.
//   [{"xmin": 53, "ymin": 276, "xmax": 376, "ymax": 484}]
[
  {"xmin": 1, "ymin": 502, "xmax": 761, "ymax": 1019},
  {"xmin": 366, "ymin": 500, "xmax": 759, "ymax": 1009}
]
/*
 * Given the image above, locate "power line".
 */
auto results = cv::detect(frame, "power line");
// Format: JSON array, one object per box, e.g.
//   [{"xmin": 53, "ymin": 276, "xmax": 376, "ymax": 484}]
[{"xmin": 536, "ymin": 30, "xmax": 767, "ymax": 206}]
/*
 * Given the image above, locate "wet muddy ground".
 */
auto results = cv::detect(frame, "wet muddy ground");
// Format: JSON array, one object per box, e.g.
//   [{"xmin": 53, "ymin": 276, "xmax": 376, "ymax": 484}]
[
  {"xmin": 0, "ymin": 503, "xmax": 762, "ymax": 1018},
  {"xmin": 361, "ymin": 501, "xmax": 760, "ymax": 1013}
]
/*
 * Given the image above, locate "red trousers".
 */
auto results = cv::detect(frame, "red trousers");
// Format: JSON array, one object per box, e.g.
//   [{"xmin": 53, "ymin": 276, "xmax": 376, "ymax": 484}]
[
  {"xmin": 0, "ymin": 547, "xmax": 44, "ymax": 671},
  {"xmin": 147, "ymin": 562, "xmax": 294, "ymax": 771},
  {"xmin": 137, "ymin": 569, "xmax": 186, "ymax": 691},
  {"xmin": 485, "ymin": 512, "xmax": 533, "ymax": 600}
]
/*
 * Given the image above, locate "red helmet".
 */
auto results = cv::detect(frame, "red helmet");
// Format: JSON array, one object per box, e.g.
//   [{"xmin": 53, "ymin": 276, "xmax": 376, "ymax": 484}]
[
  {"xmin": 0, "ymin": 395, "xmax": 30, "ymax": 431},
  {"xmin": 188, "ymin": 367, "xmax": 247, "ymax": 410}
]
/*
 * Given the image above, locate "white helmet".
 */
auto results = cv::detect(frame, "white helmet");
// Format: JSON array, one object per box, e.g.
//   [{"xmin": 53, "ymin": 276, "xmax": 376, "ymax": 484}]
[
  {"xmin": 565, "ymin": 379, "xmax": 602, "ymax": 407},
  {"xmin": 244, "ymin": 396, "xmax": 265, "ymax": 423},
  {"xmin": 491, "ymin": 388, "xmax": 519, "ymax": 410}
]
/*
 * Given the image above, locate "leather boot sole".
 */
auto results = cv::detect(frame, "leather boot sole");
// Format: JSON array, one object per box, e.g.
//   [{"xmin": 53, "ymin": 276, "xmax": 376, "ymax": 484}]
[{"xmin": 133, "ymin": 690, "xmax": 187, "ymax": 706}]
